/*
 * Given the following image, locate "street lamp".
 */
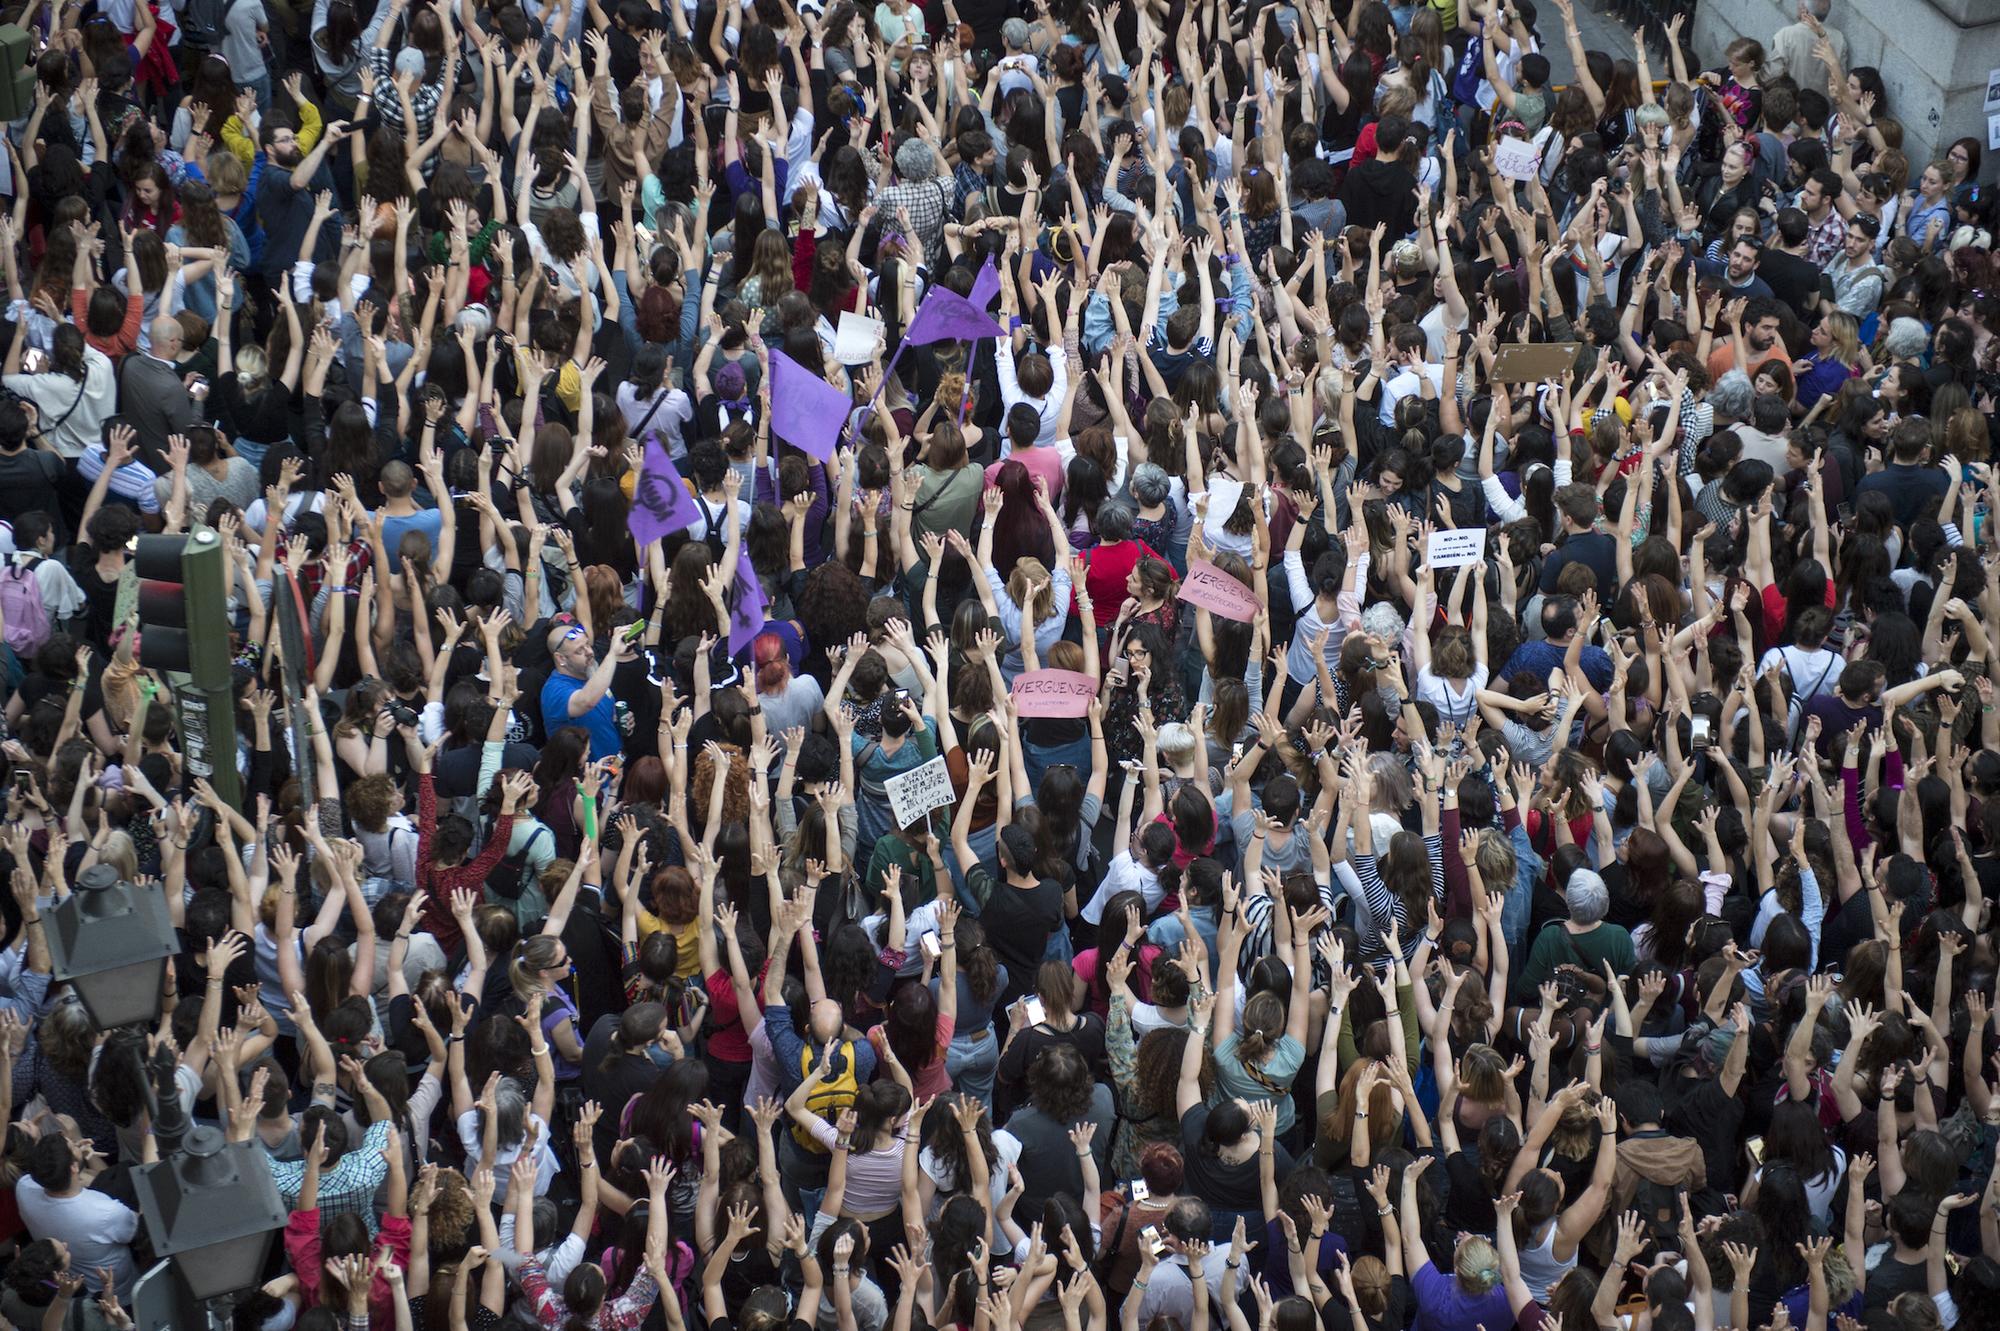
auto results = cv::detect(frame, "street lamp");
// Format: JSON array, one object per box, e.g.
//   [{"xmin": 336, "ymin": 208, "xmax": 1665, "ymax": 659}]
[
  {"xmin": 42, "ymin": 865, "xmax": 178, "ymax": 1032},
  {"xmin": 131, "ymin": 1045, "xmax": 286, "ymax": 1326}
]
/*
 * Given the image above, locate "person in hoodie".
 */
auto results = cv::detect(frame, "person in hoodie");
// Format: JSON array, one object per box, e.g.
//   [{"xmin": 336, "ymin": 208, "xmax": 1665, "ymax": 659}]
[{"xmin": 1339, "ymin": 114, "xmax": 1422, "ymax": 238}]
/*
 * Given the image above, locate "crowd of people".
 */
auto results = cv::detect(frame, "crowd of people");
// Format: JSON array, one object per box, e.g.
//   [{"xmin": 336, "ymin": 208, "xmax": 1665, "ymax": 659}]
[{"xmin": 2, "ymin": 0, "xmax": 2000, "ymax": 1329}]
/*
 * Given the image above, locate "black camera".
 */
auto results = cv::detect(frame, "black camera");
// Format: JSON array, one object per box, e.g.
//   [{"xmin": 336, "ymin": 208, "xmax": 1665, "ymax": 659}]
[{"xmin": 386, "ymin": 701, "xmax": 421, "ymax": 728}]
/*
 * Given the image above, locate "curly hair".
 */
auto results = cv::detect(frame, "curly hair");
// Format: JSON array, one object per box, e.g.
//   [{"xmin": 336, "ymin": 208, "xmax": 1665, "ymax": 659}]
[
  {"xmin": 426, "ymin": 1168, "xmax": 477, "ymax": 1252},
  {"xmin": 797, "ymin": 559, "xmax": 872, "ymax": 661},
  {"xmin": 1131, "ymin": 1027, "xmax": 1206, "ymax": 1118}
]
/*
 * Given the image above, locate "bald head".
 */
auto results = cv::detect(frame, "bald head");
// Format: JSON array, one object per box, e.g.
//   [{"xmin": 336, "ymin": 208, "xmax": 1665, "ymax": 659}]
[{"xmin": 149, "ymin": 317, "xmax": 182, "ymax": 359}]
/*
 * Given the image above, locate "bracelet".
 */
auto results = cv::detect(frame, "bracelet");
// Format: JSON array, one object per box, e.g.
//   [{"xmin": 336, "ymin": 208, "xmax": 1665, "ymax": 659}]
[
  {"xmin": 449, "ymin": 1034, "xmax": 466, "ymax": 1043},
  {"xmin": 1132, "ymin": 1280, "xmax": 1149, "ymax": 1290},
  {"xmin": 836, "ymin": 1136, "xmax": 852, "ymax": 1150},
  {"xmin": 531, "ymin": 1045, "xmax": 550, "ymax": 1057},
  {"xmin": 1376, "ymin": 1206, "xmax": 1394, "ymax": 1217},
  {"xmin": 396, "ymin": 932, "xmax": 413, "ymax": 941},
  {"xmin": 207, "ymin": 977, "xmax": 225, "ymax": 986},
  {"xmin": 22, "ymin": 916, "xmax": 38, "ymax": 925},
  {"xmin": 1353, "ymin": 1110, "xmax": 1369, "ymax": 1119}
]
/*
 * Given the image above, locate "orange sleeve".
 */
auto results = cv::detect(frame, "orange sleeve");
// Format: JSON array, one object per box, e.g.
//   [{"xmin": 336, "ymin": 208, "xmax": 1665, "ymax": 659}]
[{"xmin": 115, "ymin": 292, "xmax": 143, "ymax": 355}]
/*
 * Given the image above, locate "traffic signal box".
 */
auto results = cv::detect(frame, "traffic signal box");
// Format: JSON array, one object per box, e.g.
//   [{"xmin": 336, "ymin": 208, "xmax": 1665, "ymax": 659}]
[{"xmin": 135, "ymin": 530, "xmax": 241, "ymax": 810}]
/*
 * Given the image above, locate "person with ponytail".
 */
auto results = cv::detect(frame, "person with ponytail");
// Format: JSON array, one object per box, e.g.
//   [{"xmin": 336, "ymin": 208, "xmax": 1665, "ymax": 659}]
[{"xmin": 580, "ymin": 1002, "xmax": 679, "ymax": 1161}]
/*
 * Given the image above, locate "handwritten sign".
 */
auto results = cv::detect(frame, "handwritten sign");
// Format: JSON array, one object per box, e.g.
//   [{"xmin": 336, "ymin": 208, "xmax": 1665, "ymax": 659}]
[
  {"xmin": 1427, "ymin": 527, "xmax": 1485, "ymax": 569},
  {"xmin": 1177, "ymin": 559, "xmax": 1258, "ymax": 623},
  {"xmin": 1494, "ymin": 135, "xmax": 1542, "ymax": 182},
  {"xmin": 885, "ymin": 755, "xmax": 954, "ymax": 830},
  {"xmin": 833, "ymin": 311, "xmax": 885, "ymax": 365},
  {"xmin": 627, "ymin": 439, "xmax": 697, "ymax": 549},
  {"xmin": 1011, "ymin": 669, "xmax": 1098, "ymax": 718}
]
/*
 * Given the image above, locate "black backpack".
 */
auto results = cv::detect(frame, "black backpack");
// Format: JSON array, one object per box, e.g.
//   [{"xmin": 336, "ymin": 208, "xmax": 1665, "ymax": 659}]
[
  {"xmin": 178, "ymin": 0, "xmax": 241, "ymax": 49},
  {"xmin": 484, "ymin": 824, "xmax": 550, "ymax": 902}
]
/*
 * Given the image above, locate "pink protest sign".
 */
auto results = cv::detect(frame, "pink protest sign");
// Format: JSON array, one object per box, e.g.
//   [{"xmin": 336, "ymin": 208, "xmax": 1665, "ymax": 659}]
[
  {"xmin": 1176, "ymin": 559, "xmax": 1259, "ymax": 623},
  {"xmin": 1011, "ymin": 669, "xmax": 1098, "ymax": 718}
]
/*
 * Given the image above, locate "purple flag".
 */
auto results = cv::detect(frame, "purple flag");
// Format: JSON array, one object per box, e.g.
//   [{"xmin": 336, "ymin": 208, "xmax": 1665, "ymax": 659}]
[
  {"xmin": 726, "ymin": 543, "xmax": 768, "ymax": 655},
  {"xmin": 903, "ymin": 284, "xmax": 1006, "ymax": 347},
  {"xmin": 627, "ymin": 438, "xmax": 698, "ymax": 549},
  {"xmin": 769, "ymin": 349, "xmax": 851, "ymax": 462},
  {"xmin": 969, "ymin": 255, "xmax": 1001, "ymax": 310}
]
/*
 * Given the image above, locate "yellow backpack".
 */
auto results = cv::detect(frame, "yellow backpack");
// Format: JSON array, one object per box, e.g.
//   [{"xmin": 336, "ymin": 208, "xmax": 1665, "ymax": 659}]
[{"xmin": 791, "ymin": 1040, "xmax": 861, "ymax": 1151}]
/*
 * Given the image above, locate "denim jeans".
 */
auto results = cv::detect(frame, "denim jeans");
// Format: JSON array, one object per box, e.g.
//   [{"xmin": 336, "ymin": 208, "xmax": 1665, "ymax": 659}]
[
  {"xmin": 1023, "ymin": 733, "xmax": 1091, "ymax": 801},
  {"xmin": 944, "ymin": 1026, "xmax": 999, "ymax": 1108}
]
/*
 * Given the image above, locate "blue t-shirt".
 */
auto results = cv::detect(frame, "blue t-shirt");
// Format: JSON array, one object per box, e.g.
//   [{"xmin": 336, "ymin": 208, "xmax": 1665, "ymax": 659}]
[
  {"xmin": 378, "ymin": 508, "xmax": 443, "ymax": 572},
  {"xmin": 541, "ymin": 669, "xmax": 619, "ymax": 760}
]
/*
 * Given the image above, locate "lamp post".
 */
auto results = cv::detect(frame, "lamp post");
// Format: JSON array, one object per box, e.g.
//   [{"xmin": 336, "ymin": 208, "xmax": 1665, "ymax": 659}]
[
  {"xmin": 42, "ymin": 865, "xmax": 178, "ymax": 1032},
  {"xmin": 131, "ymin": 1045, "xmax": 286, "ymax": 1329}
]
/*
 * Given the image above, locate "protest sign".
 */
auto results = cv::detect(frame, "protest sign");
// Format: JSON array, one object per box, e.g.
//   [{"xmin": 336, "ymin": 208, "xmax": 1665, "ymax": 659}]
[
  {"xmin": 1011, "ymin": 669, "xmax": 1098, "ymax": 717},
  {"xmin": 1494, "ymin": 136, "xmax": 1541, "ymax": 181},
  {"xmin": 833, "ymin": 311, "xmax": 885, "ymax": 365},
  {"xmin": 886, "ymin": 755, "xmax": 955, "ymax": 829},
  {"xmin": 1427, "ymin": 527, "xmax": 1486, "ymax": 569},
  {"xmin": 1177, "ymin": 559, "xmax": 1259, "ymax": 622}
]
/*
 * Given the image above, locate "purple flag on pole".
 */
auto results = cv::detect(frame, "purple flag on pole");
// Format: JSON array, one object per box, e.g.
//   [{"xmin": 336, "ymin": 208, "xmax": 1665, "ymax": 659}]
[
  {"xmin": 627, "ymin": 438, "xmax": 698, "ymax": 549},
  {"xmin": 727, "ymin": 543, "xmax": 767, "ymax": 654},
  {"xmin": 769, "ymin": 349, "xmax": 851, "ymax": 462},
  {"xmin": 903, "ymin": 285, "xmax": 1006, "ymax": 347},
  {"xmin": 969, "ymin": 255, "xmax": 1001, "ymax": 310}
]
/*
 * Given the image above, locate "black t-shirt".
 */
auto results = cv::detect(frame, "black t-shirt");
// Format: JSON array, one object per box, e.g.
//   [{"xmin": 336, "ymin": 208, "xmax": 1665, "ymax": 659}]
[
  {"xmin": 1663, "ymin": 1072, "xmax": 1745, "ymax": 1203},
  {"xmin": 1863, "ymin": 1254, "xmax": 1926, "ymax": 1312},
  {"xmin": 1444, "ymin": 1148, "xmax": 1498, "ymax": 1236},
  {"xmin": 1179, "ymin": 1104, "xmax": 1294, "ymax": 1212},
  {"xmin": 581, "ymin": 1012, "xmax": 665, "ymax": 1157},
  {"xmin": 1759, "ymin": 249, "xmax": 1822, "ymax": 320},
  {"xmin": 63, "ymin": 547, "xmax": 122, "ymax": 650},
  {"xmin": 0, "ymin": 451, "xmax": 66, "ymax": 542},
  {"xmin": 972, "ymin": 866, "xmax": 1065, "ymax": 1007}
]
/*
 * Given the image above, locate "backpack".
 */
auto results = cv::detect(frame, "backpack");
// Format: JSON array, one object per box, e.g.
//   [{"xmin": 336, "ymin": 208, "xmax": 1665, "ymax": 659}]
[
  {"xmin": 359, "ymin": 822, "xmax": 419, "ymax": 906},
  {"xmin": 484, "ymin": 824, "xmax": 551, "ymax": 902},
  {"xmin": 0, "ymin": 557, "xmax": 51, "ymax": 659},
  {"xmin": 790, "ymin": 1040, "xmax": 861, "ymax": 1151},
  {"xmin": 178, "ymin": 0, "xmax": 241, "ymax": 50},
  {"xmin": 1628, "ymin": 1173, "xmax": 1684, "ymax": 1249}
]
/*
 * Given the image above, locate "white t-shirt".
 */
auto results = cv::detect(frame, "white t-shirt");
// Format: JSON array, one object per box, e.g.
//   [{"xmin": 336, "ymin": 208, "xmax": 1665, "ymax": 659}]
[
  {"xmin": 15, "ymin": 1177, "xmax": 140, "ymax": 1296},
  {"xmin": 456, "ymin": 1109, "xmax": 561, "ymax": 1204},
  {"xmin": 1416, "ymin": 664, "xmax": 1489, "ymax": 727}
]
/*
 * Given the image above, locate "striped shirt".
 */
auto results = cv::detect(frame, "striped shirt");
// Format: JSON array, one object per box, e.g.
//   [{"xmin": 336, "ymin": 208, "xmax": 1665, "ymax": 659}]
[{"xmin": 75, "ymin": 444, "xmax": 161, "ymax": 514}]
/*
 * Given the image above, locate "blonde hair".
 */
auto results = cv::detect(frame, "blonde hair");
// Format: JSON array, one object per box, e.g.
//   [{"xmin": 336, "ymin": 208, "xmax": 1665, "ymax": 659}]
[
  {"xmin": 96, "ymin": 831, "xmax": 138, "ymax": 882},
  {"xmin": 1819, "ymin": 310, "xmax": 1861, "ymax": 366},
  {"xmin": 1156, "ymin": 722, "xmax": 1197, "ymax": 766},
  {"xmin": 235, "ymin": 343, "xmax": 269, "ymax": 391},
  {"xmin": 1455, "ymin": 1237, "xmax": 1502, "ymax": 1294},
  {"xmin": 1008, "ymin": 558, "xmax": 1055, "ymax": 622}
]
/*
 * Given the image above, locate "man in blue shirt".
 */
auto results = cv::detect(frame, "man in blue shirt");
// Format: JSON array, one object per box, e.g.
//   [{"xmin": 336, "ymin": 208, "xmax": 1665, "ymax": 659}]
[
  {"xmin": 539, "ymin": 621, "xmax": 635, "ymax": 760},
  {"xmin": 1500, "ymin": 594, "xmax": 1615, "ymax": 692}
]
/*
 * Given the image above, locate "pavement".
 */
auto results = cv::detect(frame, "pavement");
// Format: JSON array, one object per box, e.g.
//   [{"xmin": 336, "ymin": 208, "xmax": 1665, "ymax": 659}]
[{"xmin": 1537, "ymin": 0, "xmax": 1651, "ymax": 89}]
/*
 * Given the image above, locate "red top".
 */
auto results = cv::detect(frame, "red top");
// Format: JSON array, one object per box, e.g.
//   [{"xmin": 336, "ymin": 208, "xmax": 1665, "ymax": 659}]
[
  {"xmin": 284, "ymin": 1209, "xmax": 412, "ymax": 1329},
  {"xmin": 414, "ymin": 773, "xmax": 517, "ymax": 954},
  {"xmin": 73, "ymin": 288, "xmax": 143, "ymax": 361},
  {"xmin": 704, "ymin": 967, "xmax": 752, "ymax": 1063},
  {"xmin": 1083, "ymin": 539, "xmax": 1166, "ymax": 617},
  {"xmin": 1761, "ymin": 578, "xmax": 1837, "ymax": 650}
]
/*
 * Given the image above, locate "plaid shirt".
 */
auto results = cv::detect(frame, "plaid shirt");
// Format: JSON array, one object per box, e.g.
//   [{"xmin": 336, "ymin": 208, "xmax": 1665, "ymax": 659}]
[
  {"xmin": 1803, "ymin": 207, "xmax": 1847, "ymax": 267},
  {"xmin": 267, "ymin": 1119, "xmax": 393, "ymax": 1233},
  {"xmin": 362, "ymin": 48, "xmax": 445, "ymax": 138},
  {"xmin": 875, "ymin": 175, "xmax": 954, "ymax": 268}
]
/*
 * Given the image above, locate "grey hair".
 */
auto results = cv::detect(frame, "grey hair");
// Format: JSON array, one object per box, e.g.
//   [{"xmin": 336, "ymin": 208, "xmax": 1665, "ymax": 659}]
[
  {"xmin": 1001, "ymin": 17, "xmax": 1031, "ymax": 48},
  {"xmin": 485, "ymin": 1079, "xmax": 529, "ymax": 1150},
  {"xmin": 1707, "ymin": 369, "xmax": 1754, "ymax": 421},
  {"xmin": 455, "ymin": 304, "xmax": 493, "ymax": 340},
  {"xmin": 1129, "ymin": 462, "xmax": 1172, "ymax": 508},
  {"xmin": 1566, "ymin": 868, "xmax": 1611, "ymax": 925},
  {"xmin": 1883, "ymin": 317, "xmax": 1930, "ymax": 361},
  {"xmin": 895, "ymin": 139, "xmax": 940, "ymax": 183},
  {"xmin": 1359, "ymin": 602, "xmax": 1407, "ymax": 642},
  {"xmin": 1097, "ymin": 499, "xmax": 1136, "ymax": 544}
]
